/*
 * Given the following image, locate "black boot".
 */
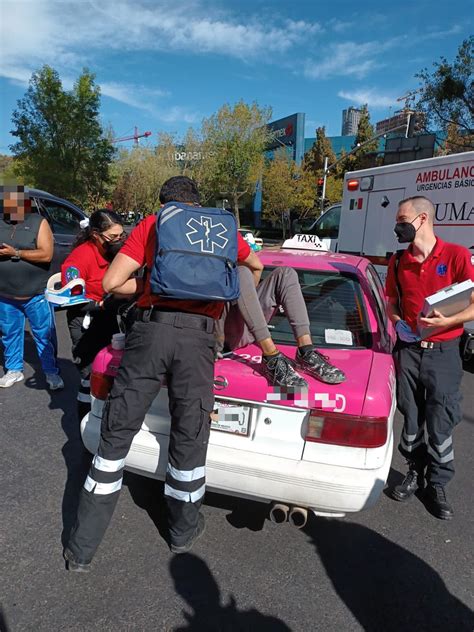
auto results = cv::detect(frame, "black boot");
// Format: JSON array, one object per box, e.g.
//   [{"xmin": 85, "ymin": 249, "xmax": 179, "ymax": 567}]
[
  {"xmin": 390, "ymin": 464, "xmax": 424, "ymax": 502},
  {"xmin": 425, "ymin": 484, "xmax": 454, "ymax": 520},
  {"xmin": 63, "ymin": 547, "xmax": 91, "ymax": 572}
]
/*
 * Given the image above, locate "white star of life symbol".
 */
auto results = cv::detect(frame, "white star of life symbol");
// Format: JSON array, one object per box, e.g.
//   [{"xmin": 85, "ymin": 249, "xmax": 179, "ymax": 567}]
[{"xmin": 186, "ymin": 215, "xmax": 229, "ymax": 254}]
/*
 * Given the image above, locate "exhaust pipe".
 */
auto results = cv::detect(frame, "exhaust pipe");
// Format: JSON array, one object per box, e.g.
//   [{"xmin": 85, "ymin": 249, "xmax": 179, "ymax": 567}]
[
  {"xmin": 288, "ymin": 506, "xmax": 308, "ymax": 529},
  {"xmin": 269, "ymin": 502, "xmax": 289, "ymax": 524}
]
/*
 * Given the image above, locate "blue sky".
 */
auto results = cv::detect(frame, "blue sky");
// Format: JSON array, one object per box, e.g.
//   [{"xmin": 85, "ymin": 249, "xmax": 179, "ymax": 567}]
[{"xmin": 1, "ymin": 0, "xmax": 471, "ymax": 153}]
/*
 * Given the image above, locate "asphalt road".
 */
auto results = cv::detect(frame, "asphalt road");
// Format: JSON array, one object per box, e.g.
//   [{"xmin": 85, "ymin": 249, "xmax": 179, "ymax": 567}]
[{"xmin": 1, "ymin": 312, "xmax": 473, "ymax": 632}]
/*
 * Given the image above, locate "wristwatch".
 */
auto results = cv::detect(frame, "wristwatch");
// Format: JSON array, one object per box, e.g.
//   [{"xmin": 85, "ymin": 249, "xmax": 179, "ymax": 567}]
[{"xmin": 11, "ymin": 249, "xmax": 21, "ymax": 261}]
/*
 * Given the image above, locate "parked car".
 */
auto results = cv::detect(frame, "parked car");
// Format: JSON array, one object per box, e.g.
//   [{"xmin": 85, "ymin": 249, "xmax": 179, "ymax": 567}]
[
  {"xmin": 28, "ymin": 188, "xmax": 87, "ymax": 273},
  {"xmin": 81, "ymin": 236, "xmax": 396, "ymax": 524}
]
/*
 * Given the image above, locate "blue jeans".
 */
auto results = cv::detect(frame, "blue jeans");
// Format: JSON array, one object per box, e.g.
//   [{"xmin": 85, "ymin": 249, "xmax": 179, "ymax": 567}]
[{"xmin": 0, "ymin": 294, "xmax": 59, "ymax": 375}]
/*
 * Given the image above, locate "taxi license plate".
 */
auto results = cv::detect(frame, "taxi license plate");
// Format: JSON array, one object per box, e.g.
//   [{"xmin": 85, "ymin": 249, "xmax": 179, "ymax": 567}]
[{"xmin": 211, "ymin": 402, "xmax": 251, "ymax": 436}]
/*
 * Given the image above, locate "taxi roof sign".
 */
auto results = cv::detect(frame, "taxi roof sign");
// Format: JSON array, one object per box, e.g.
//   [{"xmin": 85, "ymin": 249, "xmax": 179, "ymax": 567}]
[{"xmin": 281, "ymin": 234, "xmax": 331, "ymax": 251}]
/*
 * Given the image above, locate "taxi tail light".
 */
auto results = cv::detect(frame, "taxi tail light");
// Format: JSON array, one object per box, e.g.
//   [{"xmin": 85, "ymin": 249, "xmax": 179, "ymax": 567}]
[
  {"xmin": 347, "ymin": 179, "xmax": 359, "ymax": 191},
  {"xmin": 306, "ymin": 411, "xmax": 387, "ymax": 448},
  {"xmin": 90, "ymin": 371, "xmax": 114, "ymax": 400}
]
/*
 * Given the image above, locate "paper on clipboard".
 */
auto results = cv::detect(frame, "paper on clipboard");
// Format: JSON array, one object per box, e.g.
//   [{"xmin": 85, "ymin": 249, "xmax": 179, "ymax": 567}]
[{"xmin": 418, "ymin": 279, "xmax": 474, "ymax": 339}]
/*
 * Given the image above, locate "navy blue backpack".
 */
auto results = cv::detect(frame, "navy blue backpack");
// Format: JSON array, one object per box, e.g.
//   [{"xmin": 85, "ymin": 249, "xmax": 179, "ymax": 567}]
[{"xmin": 150, "ymin": 202, "xmax": 240, "ymax": 301}]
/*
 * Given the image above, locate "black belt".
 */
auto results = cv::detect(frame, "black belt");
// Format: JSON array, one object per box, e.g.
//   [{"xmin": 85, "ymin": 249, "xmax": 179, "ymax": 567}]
[
  {"xmin": 411, "ymin": 337, "xmax": 460, "ymax": 350},
  {"xmin": 137, "ymin": 308, "xmax": 214, "ymax": 333}
]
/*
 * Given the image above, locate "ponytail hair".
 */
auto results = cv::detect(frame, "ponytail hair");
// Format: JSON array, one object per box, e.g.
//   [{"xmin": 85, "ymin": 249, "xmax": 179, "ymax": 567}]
[{"xmin": 73, "ymin": 209, "xmax": 123, "ymax": 249}]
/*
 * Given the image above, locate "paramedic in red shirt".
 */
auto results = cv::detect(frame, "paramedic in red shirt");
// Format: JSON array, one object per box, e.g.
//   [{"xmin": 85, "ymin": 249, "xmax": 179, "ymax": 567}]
[
  {"xmin": 64, "ymin": 176, "xmax": 258, "ymax": 571},
  {"xmin": 61, "ymin": 210, "xmax": 126, "ymax": 419},
  {"xmin": 385, "ymin": 195, "xmax": 474, "ymax": 520}
]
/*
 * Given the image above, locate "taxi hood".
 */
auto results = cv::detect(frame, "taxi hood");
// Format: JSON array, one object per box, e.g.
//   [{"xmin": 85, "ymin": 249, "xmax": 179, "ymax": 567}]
[{"xmin": 214, "ymin": 343, "xmax": 374, "ymax": 417}]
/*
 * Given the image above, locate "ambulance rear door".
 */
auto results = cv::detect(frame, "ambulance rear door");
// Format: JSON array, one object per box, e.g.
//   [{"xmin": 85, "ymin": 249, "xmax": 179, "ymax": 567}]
[{"xmin": 360, "ymin": 187, "xmax": 406, "ymax": 261}]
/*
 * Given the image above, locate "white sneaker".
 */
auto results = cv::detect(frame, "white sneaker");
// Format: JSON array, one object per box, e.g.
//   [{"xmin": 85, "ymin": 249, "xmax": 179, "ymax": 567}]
[
  {"xmin": 45, "ymin": 373, "xmax": 64, "ymax": 390},
  {"xmin": 0, "ymin": 371, "xmax": 24, "ymax": 388}
]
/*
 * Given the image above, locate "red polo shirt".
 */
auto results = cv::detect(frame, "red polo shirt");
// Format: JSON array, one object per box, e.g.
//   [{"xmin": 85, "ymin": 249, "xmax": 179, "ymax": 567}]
[
  {"xmin": 121, "ymin": 214, "xmax": 251, "ymax": 319},
  {"xmin": 61, "ymin": 241, "xmax": 109, "ymax": 302},
  {"xmin": 386, "ymin": 238, "xmax": 474, "ymax": 342}
]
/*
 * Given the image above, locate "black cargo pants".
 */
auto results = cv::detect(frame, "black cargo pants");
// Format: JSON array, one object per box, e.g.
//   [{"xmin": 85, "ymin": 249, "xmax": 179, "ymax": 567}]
[
  {"xmin": 67, "ymin": 309, "xmax": 215, "ymax": 563},
  {"xmin": 67, "ymin": 306, "xmax": 120, "ymax": 420},
  {"xmin": 394, "ymin": 337, "xmax": 463, "ymax": 485}
]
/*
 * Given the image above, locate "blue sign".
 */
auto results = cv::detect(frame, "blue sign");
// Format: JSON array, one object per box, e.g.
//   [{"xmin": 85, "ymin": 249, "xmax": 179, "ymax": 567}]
[{"xmin": 266, "ymin": 113, "xmax": 305, "ymax": 165}]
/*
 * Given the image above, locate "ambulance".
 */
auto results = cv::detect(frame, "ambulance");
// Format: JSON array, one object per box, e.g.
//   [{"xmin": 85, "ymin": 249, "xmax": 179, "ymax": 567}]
[
  {"xmin": 333, "ymin": 151, "xmax": 474, "ymax": 279},
  {"xmin": 332, "ymin": 151, "xmax": 474, "ymax": 357}
]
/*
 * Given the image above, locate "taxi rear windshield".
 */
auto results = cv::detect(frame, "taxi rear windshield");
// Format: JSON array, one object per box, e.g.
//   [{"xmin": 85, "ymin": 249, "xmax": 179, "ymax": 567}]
[{"xmin": 264, "ymin": 268, "xmax": 372, "ymax": 349}]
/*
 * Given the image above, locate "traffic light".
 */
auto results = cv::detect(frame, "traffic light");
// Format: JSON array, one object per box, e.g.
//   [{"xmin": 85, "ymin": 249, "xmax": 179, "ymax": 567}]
[{"xmin": 317, "ymin": 177, "xmax": 324, "ymax": 197}]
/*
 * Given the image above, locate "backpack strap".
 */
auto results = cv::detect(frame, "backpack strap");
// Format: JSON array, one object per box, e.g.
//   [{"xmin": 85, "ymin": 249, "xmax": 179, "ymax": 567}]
[{"xmin": 394, "ymin": 249, "xmax": 404, "ymax": 313}]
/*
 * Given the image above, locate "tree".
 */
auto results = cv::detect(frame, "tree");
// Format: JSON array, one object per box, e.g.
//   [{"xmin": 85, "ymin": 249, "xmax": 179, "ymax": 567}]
[
  {"xmin": 349, "ymin": 105, "xmax": 379, "ymax": 171},
  {"xmin": 262, "ymin": 150, "xmax": 296, "ymax": 223},
  {"xmin": 293, "ymin": 166, "xmax": 317, "ymax": 219},
  {"xmin": 111, "ymin": 133, "xmax": 179, "ymax": 215},
  {"xmin": 200, "ymin": 101, "xmax": 272, "ymax": 226},
  {"xmin": 412, "ymin": 37, "xmax": 473, "ymax": 150},
  {"xmin": 304, "ymin": 126, "xmax": 336, "ymax": 173},
  {"xmin": 10, "ymin": 65, "xmax": 114, "ymax": 207}
]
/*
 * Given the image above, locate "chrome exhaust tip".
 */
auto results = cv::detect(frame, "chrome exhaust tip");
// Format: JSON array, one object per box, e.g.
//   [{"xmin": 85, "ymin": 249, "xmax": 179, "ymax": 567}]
[
  {"xmin": 269, "ymin": 502, "xmax": 289, "ymax": 524},
  {"xmin": 288, "ymin": 506, "xmax": 308, "ymax": 529}
]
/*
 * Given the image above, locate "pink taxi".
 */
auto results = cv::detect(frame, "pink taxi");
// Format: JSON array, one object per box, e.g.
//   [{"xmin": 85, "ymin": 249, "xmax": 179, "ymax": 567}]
[{"xmin": 81, "ymin": 236, "xmax": 396, "ymax": 525}]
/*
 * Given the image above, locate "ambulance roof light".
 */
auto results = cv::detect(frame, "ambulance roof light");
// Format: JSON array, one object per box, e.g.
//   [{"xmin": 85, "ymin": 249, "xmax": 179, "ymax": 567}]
[{"xmin": 347, "ymin": 179, "xmax": 359, "ymax": 191}]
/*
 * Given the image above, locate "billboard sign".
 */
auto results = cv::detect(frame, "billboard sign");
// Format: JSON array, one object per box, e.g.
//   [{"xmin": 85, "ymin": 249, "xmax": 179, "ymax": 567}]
[{"xmin": 266, "ymin": 113, "xmax": 305, "ymax": 164}]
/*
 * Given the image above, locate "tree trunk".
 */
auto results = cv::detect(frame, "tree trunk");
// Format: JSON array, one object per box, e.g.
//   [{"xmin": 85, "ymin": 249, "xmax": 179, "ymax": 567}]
[{"xmin": 232, "ymin": 194, "xmax": 241, "ymax": 227}]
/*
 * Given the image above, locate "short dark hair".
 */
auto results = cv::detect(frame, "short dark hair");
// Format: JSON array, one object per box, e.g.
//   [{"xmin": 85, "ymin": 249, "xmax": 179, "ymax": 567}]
[
  {"xmin": 159, "ymin": 176, "xmax": 200, "ymax": 205},
  {"xmin": 398, "ymin": 195, "xmax": 435, "ymax": 221}
]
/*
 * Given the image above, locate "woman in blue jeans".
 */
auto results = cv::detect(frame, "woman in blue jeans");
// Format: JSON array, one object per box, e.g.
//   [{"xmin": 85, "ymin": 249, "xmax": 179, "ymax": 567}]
[{"xmin": 0, "ymin": 186, "xmax": 63, "ymax": 389}]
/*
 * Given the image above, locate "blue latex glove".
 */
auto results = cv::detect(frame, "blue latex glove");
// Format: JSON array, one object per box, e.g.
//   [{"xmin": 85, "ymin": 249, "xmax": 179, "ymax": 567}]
[{"xmin": 395, "ymin": 320, "xmax": 421, "ymax": 343}]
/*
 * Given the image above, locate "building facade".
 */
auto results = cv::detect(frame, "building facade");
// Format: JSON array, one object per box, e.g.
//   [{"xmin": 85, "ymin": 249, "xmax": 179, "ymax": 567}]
[
  {"xmin": 341, "ymin": 107, "xmax": 362, "ymax": 136},
  {"xmin": 375, "ymin": 111, "xmax": 410, "ymax": 135}
]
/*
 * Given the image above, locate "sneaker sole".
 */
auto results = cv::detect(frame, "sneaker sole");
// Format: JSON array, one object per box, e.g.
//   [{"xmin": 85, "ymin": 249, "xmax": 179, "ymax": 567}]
[{"xmin": 0, "ymin": 374, "xmax": 24, "ymax": 388}]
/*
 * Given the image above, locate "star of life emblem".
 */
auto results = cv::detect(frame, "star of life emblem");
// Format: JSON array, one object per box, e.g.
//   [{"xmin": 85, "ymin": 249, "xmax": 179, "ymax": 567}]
[{"xmin": 186, "ymin": 215, "xmax": 229, "ymax": 254}]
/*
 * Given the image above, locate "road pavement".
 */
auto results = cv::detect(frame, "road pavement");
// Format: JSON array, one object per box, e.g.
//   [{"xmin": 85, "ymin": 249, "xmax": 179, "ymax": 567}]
[{"xmin": 1, "ymin": 312, "xmax": 473, "ymax": 631}]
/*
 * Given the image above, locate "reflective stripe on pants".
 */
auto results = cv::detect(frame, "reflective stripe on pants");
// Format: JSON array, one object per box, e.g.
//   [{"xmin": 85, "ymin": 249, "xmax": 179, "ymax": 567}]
[
  {"xmin": 394, "ymin": 340, "xmax": 462, "ymax": 485},
  {"xmin": 66, "ymin": 314, "xmax": 215, "ymax": 563}
]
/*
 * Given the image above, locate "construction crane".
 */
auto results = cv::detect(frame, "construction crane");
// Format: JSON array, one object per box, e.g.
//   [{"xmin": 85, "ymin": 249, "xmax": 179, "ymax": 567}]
[
  {"xmin": 396, "ymin": 89, "xmax": 423, "ymax": 110},
  {"xmin": 112, "ymin": 126, "xmax": 152, "ymax": 145}
]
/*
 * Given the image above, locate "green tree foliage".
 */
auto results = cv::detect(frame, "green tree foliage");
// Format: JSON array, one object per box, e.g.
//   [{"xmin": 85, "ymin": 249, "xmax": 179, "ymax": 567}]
[
  {"xmin": 262, "ymin": 150, "xmax": 296, "ymax": 222},
  {"xmin": 111, "ymin": 133, "xmax": 179, "ymax": 215},
  {"xmin": 413, "ymin": 37, "xmax": 473, "ymax": 150},
  {"xmin": 293, "ymin": 167, "xmax": 317, "ymax": 218},
  {"xmin": 263, "ymin": 150, "xmax": 318, "ymax": 222},
  {"xmin": 304, "ymin": 126, "xmax": 336, "ymax": 173},
  {"xmin": 10, "ymin": 65, "xmax": 114, "ymax": 207},
  {"xmin": 200, "ymin": 101, "xmax": 272, "ymax": 226},
  {"xmin": 349, "ymin": 105, "xmax": 379, "ymax": 170}
]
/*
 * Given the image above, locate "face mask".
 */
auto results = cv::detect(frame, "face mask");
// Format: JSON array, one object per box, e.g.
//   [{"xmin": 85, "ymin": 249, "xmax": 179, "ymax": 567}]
[
  {"xmin": 103, "ymin": 238, "xmax": 124, "ymax": 261},
  {"xmin": 394, "ymin": 215, "xmax": 421, "ymax": 243}
]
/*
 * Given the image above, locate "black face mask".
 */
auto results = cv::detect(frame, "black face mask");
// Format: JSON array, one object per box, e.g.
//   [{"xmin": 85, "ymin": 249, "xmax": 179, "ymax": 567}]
[
  {"xmin": 394, "ymin": 222, "xmax": 416, "ymax": 243},
  {"xmin": 394, "ymin": 214, "xmax": 421, "ymax": 243},
  {"xmin": 103, "ymin": 239, "xmax": 124, "ymax": 261}
]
